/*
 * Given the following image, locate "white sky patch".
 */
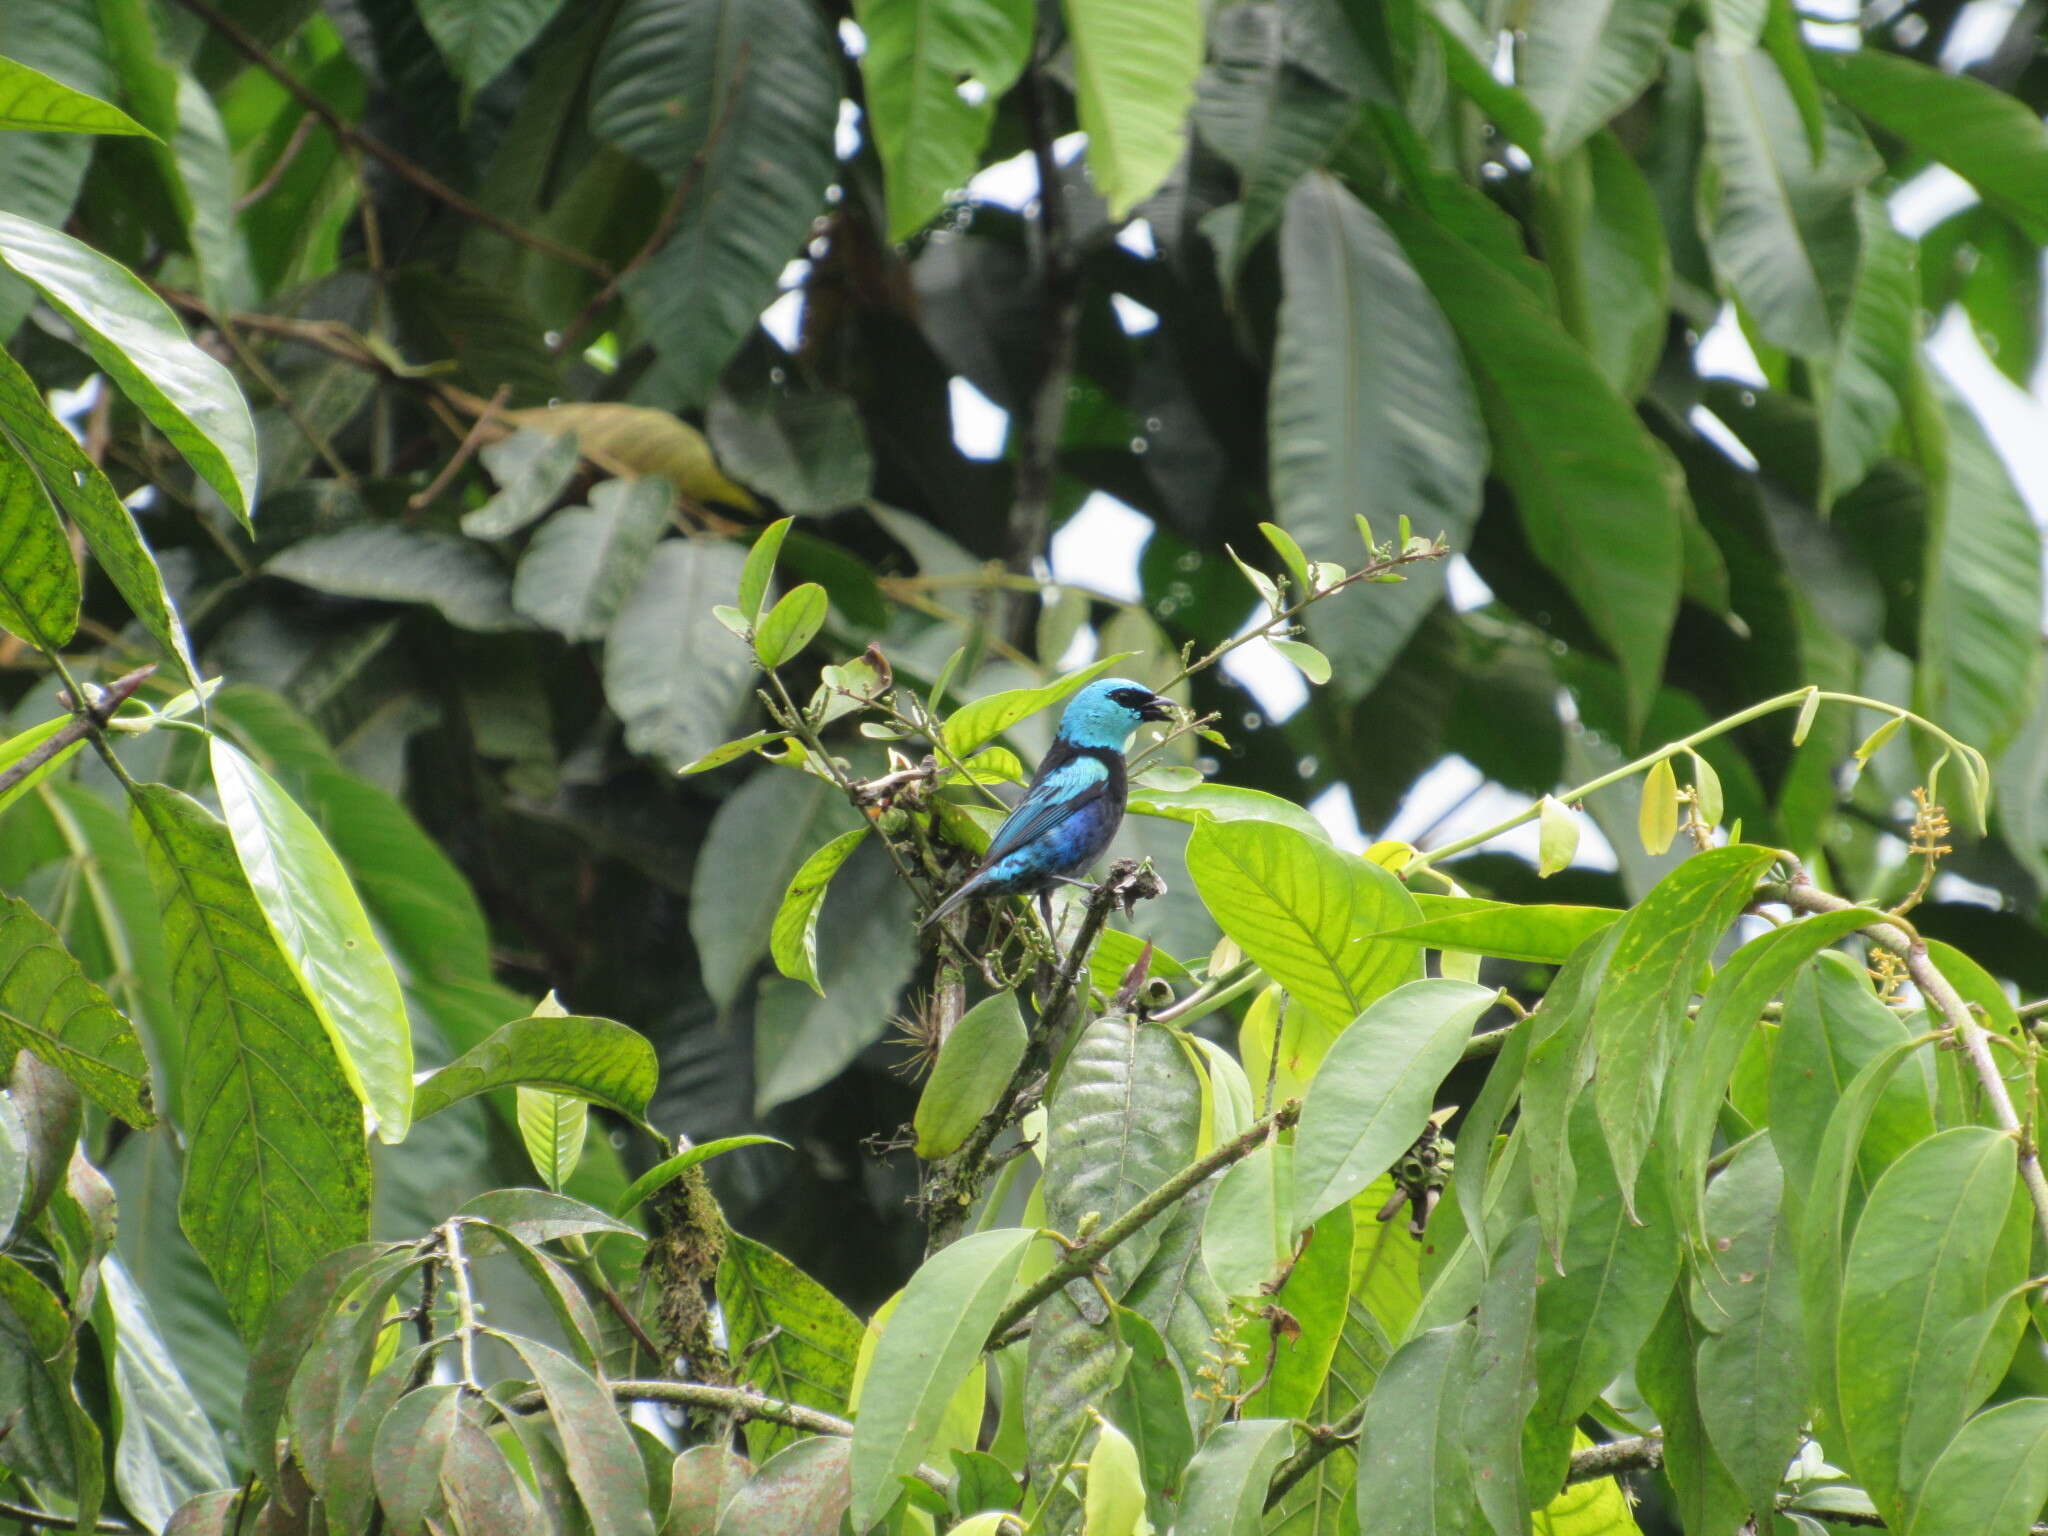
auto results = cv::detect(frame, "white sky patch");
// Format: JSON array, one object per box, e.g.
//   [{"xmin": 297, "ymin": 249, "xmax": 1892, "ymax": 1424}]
[
  {"xmin": 948, "ymin": 376, "xmax": 1009, "ymax": 461},
  {"xmin": 760, "ymin": 291, "xmax": 805, "ymax": 350},
  {"xmin": 1697, "ymin": 305, "xmax": 1768, "ymax": 385},
  {"xmin": 1050, "ymin": 491, "xmax": 1148, "ymax": 602},
  {"xmin": 1891, "ymin": 163, "xmax": 1978, "ymax": 237},
  {"xmin": 1310, "ymin": 783, "xmax": 1367, "ymax": 851},
  {"xmin": 837, "ymin": 18, "xmax": 866, "ymax": 54},
  {"xmin": 1220, "ymin": 608, "xmax": 1310, "ymax": 723},
  {"xmin": 1380, "ymin": 756, "xmax": 1620, "ymax": 872},
  {"xmin": 969, "ymin": 149, "xmax": 1038, "ymax": 211},
  {"xmin": 1939, "ymin": 0, "xmax": 2020, "ymax": 68},
  {"xmin": 1110, "ymin": 294, "xmax": 1160, "ymax": 335},
  {"xmin": 835, "ymin": 100, "xmax": 863, "ymax": 160},
  {"xmin": 1446, "ymin": 555, "xmax": 1493, "ymax": 611},
  {"xmin": 1116, "ymin": 219, "xmax": 1158, "ymax": 259},
  {"xmin": 1690, "ymin": 404, "xmax": 1759, "ymax": 469}
]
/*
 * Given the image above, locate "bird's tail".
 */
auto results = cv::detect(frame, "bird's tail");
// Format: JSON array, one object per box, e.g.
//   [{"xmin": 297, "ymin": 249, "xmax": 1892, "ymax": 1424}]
[{"xmin": 919, "ymin": 872, "xmax": 983, "ymax": 932}]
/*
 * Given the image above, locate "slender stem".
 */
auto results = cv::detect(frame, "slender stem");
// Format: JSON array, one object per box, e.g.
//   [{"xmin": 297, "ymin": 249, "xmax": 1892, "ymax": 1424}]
[
  {"xmin": 1767, "ymin": 870, "xmax": 2048, "ymax": 1255},
  {"xmin": 0, "ymin": 665, "xmax": 155, "ymax": 803},
  {"xmin": 443, "ymin": 1221, "xmax": 483, "ymax": 1391},
  {"xmin": 1149, "ymin": 960, "xmax": 1262, "ymax": 1024},
  {"xmin": 0, "ymin": 1499, "xmax": 135, "ymax": 1534},
  {"xmin": 408, "ymin": 383, "xmax": 508, "ymax": 512},
  {"xmin": 983, "ymin": 1099, "xmax": 1301, "ymax": 1347},
  {"xmin": 167, "ymin": 0, "xmax": 612, "ymax": 277},
  {"xmin": 235, "ymin": 110, "xmax": 317, "ymax": 211},
  {"xmin": 1266, "ymin": 1422, "xmax": 1660, "ymax": 1511},
  {"xmin": 1408, "ymin": 688, "xmax": 1972, "ymax": 872}
]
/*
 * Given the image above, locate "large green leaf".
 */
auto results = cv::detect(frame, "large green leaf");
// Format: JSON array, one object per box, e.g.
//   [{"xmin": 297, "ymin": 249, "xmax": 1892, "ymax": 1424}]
[
  {"xmin": 1293, "ymin": 979, "xmax": 1493, "ymax": 1223},
  {"xmin": 499, "ymin": 1332, "xmax": 656, "ymax": 1536},
  {"xmin": 1123, "ymin": 1185, "xmax": 1231, "ymax": 1401},
  {"xmin": 1638, "ymin": 1289, "xmax": 1747, "ymax": 1535},
  {"xmin": 0, "ymin": 893, "xmax": 154, "ymax": 1125},
  {"xmin": 912, "ymin": 991, "xmax": 1027, "ymax": 1159},
  {"xmin": 1819, "ymin": 195, "xmax": 1916, "ymax": 506},
  {"xmin": 0, "ymin": 437, "xmax": 76, "ymax": 648},
  {"xmin": 1187, "ymin": 818, "xmax": 1421, "ymax": 1030},
  {"xmin": 0, "ymin": 1255, "xmax": 103, "ymax": 1527},
  {"xmin": 855, "ymin": 0, "xmax": 1032, "ymax": 240},
  {"xmin": 1916, "ymin": 389, "xmax": 2044, "ymax": 759},
  {"xmin": 1588, "ymin": 844, "xmax": 1777, "ymax": 1209},
  {"xmin": 1904, "ymin": 1398, "xmax": 2048, "ymax": 1536},
  {"xmin": 512, "ymin": 478, "xmax": 675, "ymax": 642},
  {"xmin": 1044, "ymin": 1010, "xmax": 1204, "ymax": 1295},
  {"xmin": 0, "ymin": 210, "xmax": 257, "ymax": 523},
  {"xmin": 770, "ymin": 827, "xmax": 870, "ymax": 995},
  {"xmin": 1063, "ymin": 0, "xmax": 1203, "ymax": 217},
  {"xmin": 267, "ymin": 525, "xmax": 527, "ymax": 632},
  {"xmin": 1836, "ymin": 1126, "xmax": 2024, "ymax": 1524},
  {"xmin": 1695, "ymin": 42, "xmax": 1877, "ymax": 356},
  {"xmin": 98, "ymin": 1256, "xmax": 234, "ymax": 1533},
  {"xmin": 129, "ymin": 782, "xmax": 372, "ymax": 1340},
  {"xmin": 210, "ymin": 737, "xmax": 412, "ymax": 1142},
  {"xmin": 1174, "ymin": 1418, "xmax": 1293, "ymax": 1536},
  {"xmin": 1387, "ymin": 203, "xmax": 1682, "ymax": 734},
  {"xmin": 604, "ymin": 540, "xmax": 756, "ymax": 771},
  {"xmin": 0, "ymin": 0, "xmax": 108, "ymax": 338},
  {"xmin": 1532, "ymin": 130, "xmax": 1670, "ymax": 400},
  {"xmin": 1355, "ymin": 1324, "xmax": 1480, "ymax": 1535},
  {"xmin": 590, "ymin": 0, "xmax": 839, "ymax": 406},
  {"xmin": 719, "ymin": 1229, "xmax": 864, "ymax": 1460},
  {"xmin": 1269, "ymin": 173, "xmax": 1483, "ymax": 702},
  {"xmin": 848, "ymin": 1226, "xmax": 1036, "ymax": 1528},
  {"xmin": 1813, "ymin": 48, "xmax": 2048, "ymax": 242},
  {"xmin": 940, "ymin": 655, "xmax": 1132, "ymax": 755},
  {"xmin": 412, "ymin": 1012, "xmax": 658, "ymax": 1123},
  {"xmin": 1520, "ymin": 0, "xmax": 1684, "ymax": 158},
  {"xmin": 0, "ymin": 347, "xmax": 197, "ymax": 687},
  {"xmin": 1194, "ymin": 6, "xmax": 1356, "ymax": 290},
  {"xmin": 0, "ymin": 54, "xmax": 149, "ymax": 135},
  {"xmin": 418, "ymin": 0, "xmax": 570, "ymax": 101}
]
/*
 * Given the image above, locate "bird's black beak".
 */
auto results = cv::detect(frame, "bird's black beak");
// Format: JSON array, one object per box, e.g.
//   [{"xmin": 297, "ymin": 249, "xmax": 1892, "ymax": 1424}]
[{"xmin": 1138, "ymin": 693, "xmax": 1175, "ymax": 723}]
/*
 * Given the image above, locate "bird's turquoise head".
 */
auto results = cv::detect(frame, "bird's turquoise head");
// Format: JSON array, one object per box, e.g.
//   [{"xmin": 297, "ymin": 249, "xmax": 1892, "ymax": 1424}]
[{"xmin": 1057, "ymin": 677, "xmax": 1175, "ymax": 750}]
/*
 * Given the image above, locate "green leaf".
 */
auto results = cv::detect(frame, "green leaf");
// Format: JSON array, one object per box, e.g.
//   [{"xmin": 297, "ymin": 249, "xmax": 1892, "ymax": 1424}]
[
  {"xmin": 1536, "ymin": 797, "xmax": 1578, "ymax": 878},
  {"xmin": 1812, "ymin": 48, "xmax": 2048, "ymax": 242},
  {"xmin": 463, "ymin": 430, "xmax": 580, "ymax": 539},
  {"xmin": 209, "ymin": 736, "xmax": 412, "ymax": 1141},
  {"xmin": 1237, "ymin": 1196, "xmax": 1353, "ymax": 1420},
  {"xmin": 1386, "ymin": 203, "xmax": 1681, "ymax": 734},
  {"xmin": 676, "ymin": 730, "xmax": 788, "ymax": 777},
  {"xmin": 497, "ymin": 1331, "xmax": 657, "ymax": 1536},
  {"xmin": 1269, "ymin": 176, "xmax": 1483, "ymax": 701},
  {"xmin": 1293, "ymin": 979, "xmax": 1494, "ymax": 1223},
  {"xmin": 1102, "ymin": 1307, "xmax": 1192, "ymax": 1530},
  {"xmin": 1665, "ymin": 905, "xmax": 1879, "ymax": 1245},
  {"xmin": 1819, "ymin": 196, "xmax": 1916, "ymax": 506},
  {"xmin": 517, "ymin": 1085, "xmax": 587, "ymax": 1190},
  {"xmin": 268, "ymin": 526, "xmax": 527, "ymax": 632},
  {"xmin": 754, "ymin": 582, "xmax": 829, "ymax": 669},
  {"xmin": 708, "ymin": 389, "xmax": 873, "ymax": 516},
  {"xmin": 1590, "ymin": 844, "xmax": 1778, "ymax": 1212},
  {"xmin": 1916, "ymin": 389, "xmax": 2045, "ymax": 759},
  {"xmin": 1904, "ymin": 1397, "xmax": 2048, "ymax": 1536},
  {"xmin": 720, "ymin": 1229, "xmax": 864, "ymax": 1461},
  {"xmin": 1127, "ymin": 781, "xmax": 1330, "ymax": 844},
  {"xmin": 613, "ymin": 1135, "xmax": 785, "ymax": 1217},
  {"xmin": 372, "ymin": 1384, "xmax": 465, "ymax": 1530},
  {"xmin": 130, "ymin": 782, "xmax": 372, "ymax": 1340},
  {"xmin": 1691, "ymin": 1137, "xmax": 1805, "ymax": 1520},
  {"xmin": 695, "ymin": 769, "xmax": 864, "ymax": 1008},
  {"xmin": 1393, "ymin": 898, "xmax": 1620, "ymax": 965},
  {"xmin": 1695, "ymin": 42, "xmax": 1876, "ymax": 356},
  {"xmin": 941, "ymin": 655, "xmax": 1134, "ymax": 755},
  {"xmin": 715, "ymin": 1435, "xmax": 852, "ymax": 1535},
  {"xmin": 1356, "ymin": 1324, "xmax": 1479, "ymax": 1536},
  {"xmin": 1534, "ymin": 130, "xmax": 1671, "ymax": 400},
  {"xmin": 1173, "ymin": 1418, "xmax": 1293, "ymax": 1536},
  {"xmin": 1045, "ymin": 1010, "xmax": 1204, "ymax": 1294},
  {"xmin": 512, "ymin": 478, "xmax": 676, "ymax": 643},
  {"xmin": 0, "ymin": 893, "xmax": 154, "ymax": 1125},
  {"xmin": 412, "ymin": 1011, "xmax": 659, "ymax": 1123},
  {"xmin": 1837, "ymin": 1126, "xmax": 2022, "ymax": 1524},
  {"xmin": 0, "ymin": 54, "xmax": 151, "ymax": 135},
  {"xmin": 0, "ymin": 347, "xmax": 197, "ymax": 687},
  {"xmin": 1084, "ymin": 1415, "xmax": 1148, "ymax": 1536},
  {"xmin": 1194, "ymin": 8, "xmax": 1356, "ymax": 290},
  {"xmin": 1203, "ymin": 1138, "xmax": 1294, "ymax": 1296},
  {"xmin": 855, "ymin": 0, "xmax": 1032, "ymax": 240},
  {"xmin": 848, "ymin": 1226, "xmax": 1036, "ymax": 1528},
  {"xmin": 1520, "ymin": 0, "xmax": 1684, "ymax": 157},
  {"xmin": 418, "ymin": 0, "xmax": 570, "ymax": 101},
  {"xmin": 1063, "ymin": 0, "xmax": 1203, "ymax": 218},
  {"xmin": 0, "ymin": 438, "xmax": 77, "ymax": 649},
  {"xmin": 1124, "ymin": 1186, "xmax": 1231, "ymax": 1400},
  {"xmin": 0, "ymin": 1254, "xmax": 104, "ymax": 1529},
  {"xmin": 738, "ymin": 516, "xmax": 794, "ymax": 623},
  {"xmin": 455, "ymin": 1188, "xmax": 640, "ymax": 1248},
  {"xmin": 0, "ymin": 210, "xmax": 257, "ymax": 523},
  {"xmin": 592, "ymin": 0, "xmax": 840, "ymax": 406},
  {"xmin": 1187, "ymin": 818, "xmax": 1422, "ymax": 1029},
  {"xmin": 913, "ymin": 991, "xmax": 1028, "ymax": 1159},
  {"xmin": 1637, "ymin": 1291, "xmax": 1747, "ymax": 1536},
  {"xmin": 605, "ymin": 540, "xmax": 757, "ymax": 771},
  {"xmin": 1464, "ymin": 1217, "xmax": 1542, "ymax": 1533},
  {"xmin": 667, "ymin": 1445, "xmax": 753, "ymax": 1536},
  {"xmin": 98, "ymin": 1256, "xmax": 234, "ymax": 1533}
]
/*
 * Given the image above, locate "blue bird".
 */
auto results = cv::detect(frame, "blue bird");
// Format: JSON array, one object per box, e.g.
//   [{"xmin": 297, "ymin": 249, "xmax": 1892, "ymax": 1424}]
[{"xmin": 921, "ymin": 677, "xmax": 1174, "ymax": 931}]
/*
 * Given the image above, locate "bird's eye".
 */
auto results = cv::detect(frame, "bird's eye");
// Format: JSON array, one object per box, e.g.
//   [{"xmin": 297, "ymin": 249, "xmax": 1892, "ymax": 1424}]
[{"xmin": 1110, "ymin": 687, "xmax": 1151, "ymax": 709}]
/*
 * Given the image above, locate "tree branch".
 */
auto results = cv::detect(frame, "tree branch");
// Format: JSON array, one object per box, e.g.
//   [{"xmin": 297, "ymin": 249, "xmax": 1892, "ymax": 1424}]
[
  {"xmin": 0, "ymin": 665, "xmax": 156, "ymax": 804},
  {"xmin": 983, "ymin": 1098, "xmax": 1301, "ymax": 1348},
  {"xmin": 1764, "ymin": 869, "xmax": 2048, "ymax": 1254},
  {"xmin": 167, "ymin": 0, "xmax": 612, "ymax": 278}
]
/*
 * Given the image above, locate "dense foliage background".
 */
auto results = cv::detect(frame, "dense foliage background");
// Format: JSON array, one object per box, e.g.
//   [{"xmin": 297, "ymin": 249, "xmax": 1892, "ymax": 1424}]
[{"xmin": 4, "ymin": 0, "xmax": 2048, "ymax": 1531}]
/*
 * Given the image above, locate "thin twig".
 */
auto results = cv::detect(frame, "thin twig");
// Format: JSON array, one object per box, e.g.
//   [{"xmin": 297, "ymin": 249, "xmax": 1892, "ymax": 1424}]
[
  {"xmin": 167, "ymin": 0, "xmax": 612, "ymax": 277},
  {"xmin": 409, "ymin": 384, "xmax": 509, "ymax": 512},
  {"xmin": 0, "ymin": 1498, "xmax": 134, "ymax": 1534},
  {"xmin": 983, "ymin": 1099, "xmax": 1302, "ymax": 1347},
  {"xmin": 235, "ymin": 110, "xmax": 318, "ymax": 211},
  {"xmin": 1765, "ymin": 869, "xmax": 2048, "ymax": 1255},
  {"xmin": 1266, "ymin": 1422, "xmax": 1660, "ymax": 1512},
  {"xmin": 0, "ymin": 665, "xmax": 156, "ymax": 804}
]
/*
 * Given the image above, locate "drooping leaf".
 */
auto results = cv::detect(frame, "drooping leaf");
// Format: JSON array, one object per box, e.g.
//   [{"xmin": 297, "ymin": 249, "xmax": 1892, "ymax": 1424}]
[
  {"xmin": 605, "ymin": 540, "xmax": 757, "ymax": 772},
  {"xmin": 1391, "ymin": 898, "xmax": 1620, "ymax": 965},
  {"xmin": 268, "ymin": 525, "xmax": 527, "ymax": 632},
  {"xmin": 1819, "ymin": 196, "xmax": 1916, "ymax": 507},
  {"xmin": 499, "ymin": 1331, "xmax": 657, "ymax": 1536},
  {"xmin": 513, "ymin": 477, "xmax": 676, "ymax": 642},
  {"xmin": 129, "ymin": 782, "xmax": 372, "ymax": 1339},
  {"xmin": 1355, "ymin": 1323, "xmax": 1480, "ymax": 1536},
  {"xmin": 418, "ymin": 0, "xmax": 570, "ymax": 101},
  {"xmin": 0, "ymin": 893, "xmax": 154, "ymax": 1125},
  {"xmin": 913, "ymin": 991, "xmax": 1028, "ymax": 1159},
  {"xmin": 0, "ymin": 1254, "xmax": 104, "ymax": 1529},
  {"xmin": 1269, "ymin": 173, "xmax": 1483, "ymax": 702},
  {"xmin": 719, "ymin": 1229, "xmax": 864, "ymax": 1461},
  {"xmin": 1520, "ymin": 0, "xmax": 1685, "ymax": 158},
  {"xmin": 1063, "ymin": 0, "xmax": 1203, "ymax": 218},
  {"xmin": 1533, "ymin": 130, "xmax": 1670, "ymax": 400},
  {"xmin": 463, "ymin": 430, "xmax": 581, "ymax": 538},
  {"xmin": 210, "ymin": 736, "xmax": 413, "ymax": 1142},
  {"xmin": 0, "ymin": 437, "xmax": 77, "ymax": 649},
  {"xmin": 413, "ymin": 1011, "xmax": 657, "ymax": 1123},
  {"xmin": 0, "ymin": 209, "xmax": 257, "ymax": 523},
  {"xmin": 1127, "ymin": 781, "xmax": 1331, "ymax": 844},
  {"xmin": 500, "ymin": 403, "xmax": 756, "ymax": 508},
  {"xmin": 98, "ymin": 1255, "xmax": 234, "ymax": 1534},
  {"xmin": 1172, "ymin": 1417, "xmax": 1293, "ymax": 1536}
]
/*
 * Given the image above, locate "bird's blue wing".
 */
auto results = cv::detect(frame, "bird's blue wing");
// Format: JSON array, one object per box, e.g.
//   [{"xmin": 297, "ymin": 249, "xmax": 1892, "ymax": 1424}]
[{"xmin": 982, "ymin": 754, "xmax": 1110, "ymax": 864}]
